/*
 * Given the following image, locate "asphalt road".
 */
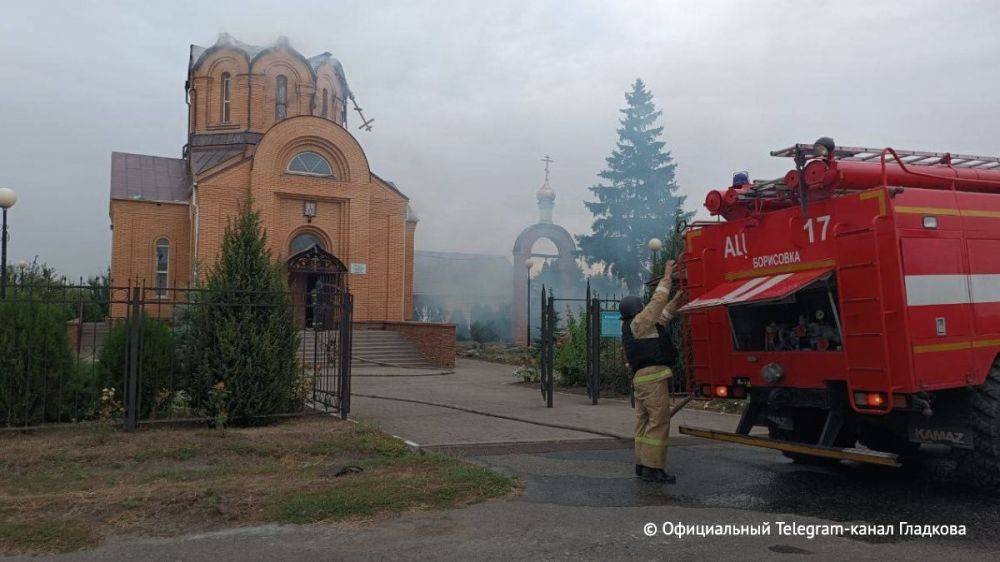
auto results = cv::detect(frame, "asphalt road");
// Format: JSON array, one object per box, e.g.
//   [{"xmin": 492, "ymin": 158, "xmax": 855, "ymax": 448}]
[
  {"xmin": 19, "ymin": 360, "xmax": 998, "ymax": 560},
  {"xmin": 472, "ymin": 438, "xmax": 999, "ymax": 551},
  {"xmin": 30, "ymin": 438, "xmax": 997, "ymax": 561}
]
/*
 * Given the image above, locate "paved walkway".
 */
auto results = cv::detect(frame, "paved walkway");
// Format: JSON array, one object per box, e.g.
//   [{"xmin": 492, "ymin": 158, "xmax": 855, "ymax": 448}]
[
  {"xmin": 32, "ymin": 360, "xmax": 991, "ymax": 561},
  {"xmin": 350, "ymin": 358, "xmax": 746, "ymax": 447}
]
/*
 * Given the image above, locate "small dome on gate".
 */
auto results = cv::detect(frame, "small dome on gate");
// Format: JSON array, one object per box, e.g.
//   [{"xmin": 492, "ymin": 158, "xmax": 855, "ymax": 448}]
[{"xmin": 536, "ymin": 180, "xmax": 555, "ymax": 202}]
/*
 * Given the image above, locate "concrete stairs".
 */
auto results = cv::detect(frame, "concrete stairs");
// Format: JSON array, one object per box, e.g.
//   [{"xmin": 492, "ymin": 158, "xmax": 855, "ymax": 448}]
[
  {"xmin": 299, "ymin": 329, "xmax": 433, "ymax": 368},
  {"xmin": 352, "ymin": 330, "xmax": 433, "ymax": 368},
  {"xmin": 72, "ymin": 321, "xmax": 112, "ymax": 356}
]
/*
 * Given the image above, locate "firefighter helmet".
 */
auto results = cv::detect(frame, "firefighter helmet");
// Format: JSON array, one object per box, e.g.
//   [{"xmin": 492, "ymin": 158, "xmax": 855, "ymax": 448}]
[{"xmin": 620, "ymin": 296, "xmax": 644, "ymax": 319}]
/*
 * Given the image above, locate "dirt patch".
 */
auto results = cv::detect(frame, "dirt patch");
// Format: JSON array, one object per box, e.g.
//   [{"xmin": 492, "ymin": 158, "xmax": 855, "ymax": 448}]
[{"xmin": 0, "ymin": 417, "xmax": 518, "ymax": 555}]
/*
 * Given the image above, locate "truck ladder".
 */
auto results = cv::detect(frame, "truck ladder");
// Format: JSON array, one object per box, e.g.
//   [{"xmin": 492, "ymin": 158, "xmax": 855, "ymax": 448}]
[
  {"xmin": 833, "ymin": 221, "xmax": 895, "ymax": 402},
  {"xmin": 772, "ymin": 144, "xmax": 1000, "ymax": 170}
]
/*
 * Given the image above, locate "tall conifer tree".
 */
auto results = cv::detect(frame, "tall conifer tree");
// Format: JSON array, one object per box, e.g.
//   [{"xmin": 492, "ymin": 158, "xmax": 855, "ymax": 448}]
[
  {"xmin": 578, "ymin": 79, "xmax": 690, "ymax": 295},
  {"xmin": 183, "ymin": 203, "xmax": 301, "ymax": 424}
]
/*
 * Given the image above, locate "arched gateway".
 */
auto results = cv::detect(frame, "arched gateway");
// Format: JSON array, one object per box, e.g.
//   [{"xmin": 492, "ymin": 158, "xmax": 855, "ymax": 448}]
[{"xmin": 512, "ymin": 159, "xmax": 578, "ymax": 345}]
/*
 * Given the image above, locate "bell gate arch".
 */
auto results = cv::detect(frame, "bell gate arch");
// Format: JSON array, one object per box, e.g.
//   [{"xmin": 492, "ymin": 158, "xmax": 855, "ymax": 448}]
[{"xmin": 512, "ymin": 223, "xmax": 578, "ymax": 345}]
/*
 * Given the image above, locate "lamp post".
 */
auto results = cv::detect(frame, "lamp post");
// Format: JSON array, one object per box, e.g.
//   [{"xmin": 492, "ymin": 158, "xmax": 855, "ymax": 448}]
[
  {"xmin": 0, "ymin": 187, "xmax": 17, "ymax": 299},
  {"xmin": 647, "ymin": 238, "xmax": 663, "ymax": 278},
  {"xmin": 525, "ymin": 259, "xmax": 533, "ymax": 348}
]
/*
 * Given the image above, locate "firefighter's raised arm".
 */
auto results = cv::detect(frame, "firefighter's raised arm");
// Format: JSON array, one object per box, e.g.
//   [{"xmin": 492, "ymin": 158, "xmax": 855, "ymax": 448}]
[
  {"xmin": 659, "ymin": 290, "xmax": 684, "ymax": 325},
  {"xmin": 630, "ymin": 260, "xmax": 675, "ymax": 337}
]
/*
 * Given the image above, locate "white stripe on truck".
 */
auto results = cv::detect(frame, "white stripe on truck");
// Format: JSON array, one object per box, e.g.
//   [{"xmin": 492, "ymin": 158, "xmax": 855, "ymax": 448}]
[
  {"xmin": 904, "ymin": 274, "xmax": 1000, "ymax": 306},
  {"xmin": 904, "ymin": 275, "xmax": 970, "ymax": 306}
]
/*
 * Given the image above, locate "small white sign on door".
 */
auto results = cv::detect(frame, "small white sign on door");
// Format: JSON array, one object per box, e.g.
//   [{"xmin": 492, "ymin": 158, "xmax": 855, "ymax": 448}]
[{"xmin": 350, "ymin": 263, "xmax": 367, "ymax": 275}]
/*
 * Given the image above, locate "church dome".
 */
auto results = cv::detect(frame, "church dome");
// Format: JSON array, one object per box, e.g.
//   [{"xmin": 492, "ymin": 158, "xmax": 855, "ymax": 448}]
[{"xmin": 536, "ymin": 180, "xmax": 555, "ymax": 202}]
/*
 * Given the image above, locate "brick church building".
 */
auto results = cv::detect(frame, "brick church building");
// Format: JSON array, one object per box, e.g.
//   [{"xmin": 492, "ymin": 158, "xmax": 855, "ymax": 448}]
[{"xmin": 108, "ymin": 34, "xmax": 418, "ymax": 324}]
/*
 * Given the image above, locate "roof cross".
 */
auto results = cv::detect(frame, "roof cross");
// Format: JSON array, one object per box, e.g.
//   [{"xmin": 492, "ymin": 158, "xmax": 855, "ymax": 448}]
[{"xmin": 541, "ymin": 155, "xmax": 554, "ymax": 182}]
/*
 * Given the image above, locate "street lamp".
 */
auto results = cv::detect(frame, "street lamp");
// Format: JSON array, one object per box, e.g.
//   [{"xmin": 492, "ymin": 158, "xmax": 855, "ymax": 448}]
[
  {"xmin": 647, "ymin": 238, "xmax": 662, "ymax": 277},
  {"xmin": 0, "ymin": 187, "xmax": 17, "ymax": 299},
  {"xmin": 525, "ymin": 259, "xmax": 533, "ymax": 348}
]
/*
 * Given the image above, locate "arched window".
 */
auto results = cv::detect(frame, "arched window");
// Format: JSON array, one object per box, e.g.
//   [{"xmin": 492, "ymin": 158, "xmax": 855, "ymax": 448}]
[
  {"xmin": 287, "ymin": 151, "xmax": 334, "ymax": 177},
  {"xmin": 221, "ymin": 72, "xmax": 232, "ymax": 123},
  {"xmin": 290, "ymin": 232, "xmax": 325, "ymax": 254},
  {"xmin": 275, "ymin": 75, "xmax": 288, "ymax": 120},
  {"xmin": 321, "ymin": 88, "xmax": 328, "ymax": 117},
  {"xmin": 155, "ymin": 238, "xmax": 169, "ymax": 297}
]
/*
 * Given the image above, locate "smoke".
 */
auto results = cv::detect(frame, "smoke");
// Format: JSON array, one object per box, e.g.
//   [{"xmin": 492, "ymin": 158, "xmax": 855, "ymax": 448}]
[{"xmin": 1, "ymin": 1, "xmax": 999, "ymax": 277}]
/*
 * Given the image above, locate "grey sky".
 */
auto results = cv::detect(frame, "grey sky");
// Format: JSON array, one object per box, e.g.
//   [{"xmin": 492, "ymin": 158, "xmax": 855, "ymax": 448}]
[{"xmin": 1, "ymin": 0, "xmax": 998, "ymax": 278}]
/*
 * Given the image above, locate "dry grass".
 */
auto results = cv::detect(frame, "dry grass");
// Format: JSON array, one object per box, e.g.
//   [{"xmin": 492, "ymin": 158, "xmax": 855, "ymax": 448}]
[{"xmin": 0, "ymin": 417, "xmax": 517, "ymax": 555}]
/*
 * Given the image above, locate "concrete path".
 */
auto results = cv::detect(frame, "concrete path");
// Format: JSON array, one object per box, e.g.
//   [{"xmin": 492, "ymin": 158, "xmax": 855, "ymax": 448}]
[
  {"xmin": 25, "ymin": 359, "xmax": 992, "ymax": 561},
  {"xmin": 349, "ymin": 358, "xmax": 746, "ymax": 447}
]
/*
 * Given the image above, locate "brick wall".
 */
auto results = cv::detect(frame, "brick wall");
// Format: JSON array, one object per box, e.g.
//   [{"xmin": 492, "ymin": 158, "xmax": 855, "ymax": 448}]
[
  {"xmin": 189, "ymin": 44, "xmax": 346, "ymax": 135},
  {"xmin": 113, "ymin": 47, "xmax": 412, "ymax": 327},
  {"xmin": 355, "ymin": 321, "xmax": 456, "ymax": 368},
  {"xmin": 109, "ymin": 199, "xmax": 191, "ymax": 318},
  {"xmin": 110, "ymin": 200, "xmax": 192, "ymax": 287},
  {"xmin": 246, "ymin": 116, "xmax": 410, "ymax": 322},
  {"xmin": 188, "ymin": 46, "xmax": 346, "ymax": 133}
]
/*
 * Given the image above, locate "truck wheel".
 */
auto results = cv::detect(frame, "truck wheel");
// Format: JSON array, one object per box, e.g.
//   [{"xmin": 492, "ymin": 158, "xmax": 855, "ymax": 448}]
[
  {"xmin": 768, "ymin": 408, "xmax": 854, "ymax": 465},
  {"xmin": 957, "ymin": 360, "xmax": 1000, "ymax": 488}
]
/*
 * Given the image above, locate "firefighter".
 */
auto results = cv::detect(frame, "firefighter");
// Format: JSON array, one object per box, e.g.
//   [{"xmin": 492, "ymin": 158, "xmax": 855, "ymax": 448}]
[{"xmin": 620, "ymin": 260, "xmax": 683, "ymax": 484}]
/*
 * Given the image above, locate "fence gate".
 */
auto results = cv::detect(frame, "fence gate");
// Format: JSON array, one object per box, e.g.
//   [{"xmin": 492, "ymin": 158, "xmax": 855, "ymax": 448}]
[
  {"xmin": 539, "ymin": 287, "xmax": 555, "ymax": 408},
  {"xmin": 300, "ymin": 286, "xmax": 353, "ymax": 420},
  {"xmin": 585, "ymin": 294, "xmax": 629, "ymax": 405},
  {"xmin": 536, "ymin": 285, "xmax": 689, "ymax": 408},
  {"xmin": 585, "ymin": 293, "xmax": 689, "ymax": 404}
]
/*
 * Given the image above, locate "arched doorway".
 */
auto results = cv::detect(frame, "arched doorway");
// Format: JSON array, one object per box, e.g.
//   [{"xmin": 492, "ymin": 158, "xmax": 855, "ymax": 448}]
[
  {"xmin": 287, "ymin": 238, "xmax": 347, "ymax": 328},
  {"xmin": 512, "ymin": 223, "xmax": 578, "ymax": 345}
]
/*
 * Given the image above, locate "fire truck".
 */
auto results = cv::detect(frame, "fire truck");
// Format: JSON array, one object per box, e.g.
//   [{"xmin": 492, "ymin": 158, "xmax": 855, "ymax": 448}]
[{"xmin": 677, "ymin": 137, "xmax": 1000, "ymax": 485}]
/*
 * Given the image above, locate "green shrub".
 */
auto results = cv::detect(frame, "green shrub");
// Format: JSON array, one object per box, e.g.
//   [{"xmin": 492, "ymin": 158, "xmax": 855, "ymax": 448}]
[
  {"xmin": 58, "ymin": 361, "xmax": 106, "ymax": 421},
  {"xmin": 554, "ymin": 310, "xmax": 587, "ymax": 386},
  {"xmin": 0, "ymin": 300, "xmax": 77, "ymax": 425},
  {"xmin": 469, "ymin": 321, "xmax": 498, "ymax": 348},
  {"xmin": 469, "ymin": 304, "xmax": 512, "ymax": 342},
  {"xmin": 512, "ymin": 364, "xmax": 541, "ymax": 383},
  {"xmin": 599, "ymin": 339, "xmax": 631, "ymax": 395},
  {"xmin": 179, "ymin": 204, "xmax": 301, "ymax": 425},
  {"xmin": 98, "ymin": 314, "xmax": 177, "ymax": 420},
  {"xmin": 551, "ymin": 308, "xmax": 634, "ymax": 395}
]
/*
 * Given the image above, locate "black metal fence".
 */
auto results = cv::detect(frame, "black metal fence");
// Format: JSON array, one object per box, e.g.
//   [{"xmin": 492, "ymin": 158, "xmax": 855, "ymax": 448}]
[
  {"xmin": 539, "ymin": 285, "xmax": 688, "ymax": 408},
  {"xmin": 0, "ymin": 283, "xmax": 352, "ymax": 429},
  {"xmin": 538, "ymin": 288, "xmax": 556, "ymax": 407}
]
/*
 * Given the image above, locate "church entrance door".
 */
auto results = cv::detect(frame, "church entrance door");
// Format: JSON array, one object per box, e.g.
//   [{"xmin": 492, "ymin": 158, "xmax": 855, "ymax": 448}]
[{"xmin": 286, "ymin": 244, "xmax": 348, "ymax": 328}]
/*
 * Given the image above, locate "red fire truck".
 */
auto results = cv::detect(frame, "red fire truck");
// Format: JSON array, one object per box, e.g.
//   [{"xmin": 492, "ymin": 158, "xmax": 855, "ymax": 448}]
[{"xmin": 678, "ymin": 138, "xmax": 1000, "ymax": 485}]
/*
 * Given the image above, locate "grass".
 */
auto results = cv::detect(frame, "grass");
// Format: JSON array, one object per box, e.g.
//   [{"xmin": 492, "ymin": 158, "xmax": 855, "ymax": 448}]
[
  {"xmin": 269, "ymin": 456, "xmax": 516, "ymax": 524},
  {"xmin": 0, "ymin": 520, "xmax": 97, "ymax": 554},
  {"xmin": 0, "ymin": 418, "xmax": 518, "ymax": 555}
]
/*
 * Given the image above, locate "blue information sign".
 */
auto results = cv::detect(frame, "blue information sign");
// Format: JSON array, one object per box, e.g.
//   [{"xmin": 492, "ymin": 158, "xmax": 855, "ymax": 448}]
[{"xmin": 600, "ymin": 311, "xmax": 621, "ymax": 338}]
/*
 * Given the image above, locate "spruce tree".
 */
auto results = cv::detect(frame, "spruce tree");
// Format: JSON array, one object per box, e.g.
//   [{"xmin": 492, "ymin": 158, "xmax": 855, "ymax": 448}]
[
  {"xmin": 182, "ymin": 203, "xmax": 301, "ymax": 424},
  {"xmin": 578, "ymin": 78, "xmax": 691, "ymax": 295}
]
